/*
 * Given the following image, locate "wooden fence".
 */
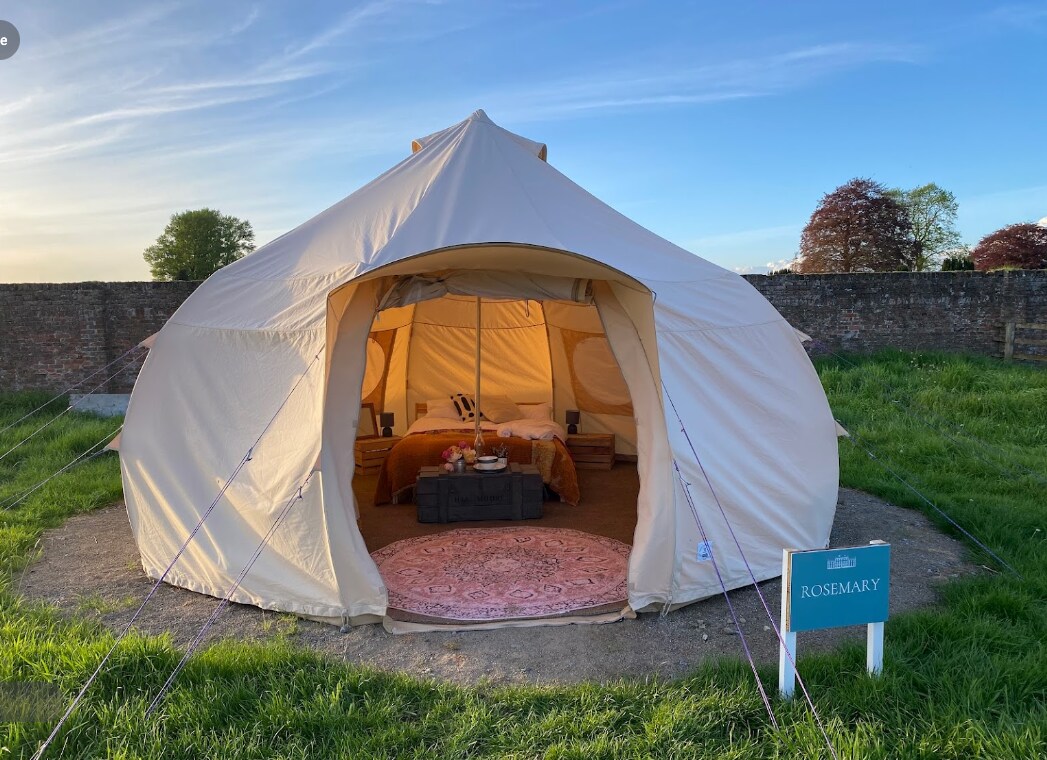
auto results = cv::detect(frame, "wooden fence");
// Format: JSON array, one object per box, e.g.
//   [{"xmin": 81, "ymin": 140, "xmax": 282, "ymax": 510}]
[{"xmin": 1003, "ymin": 322, "xmax": 1047, "ymax": 363}]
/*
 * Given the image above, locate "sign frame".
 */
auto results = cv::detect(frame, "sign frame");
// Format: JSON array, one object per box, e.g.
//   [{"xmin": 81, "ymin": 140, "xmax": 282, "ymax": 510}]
[{"xmin": 779, "ymin": 540, "xmax": 890, "ymax": 698}]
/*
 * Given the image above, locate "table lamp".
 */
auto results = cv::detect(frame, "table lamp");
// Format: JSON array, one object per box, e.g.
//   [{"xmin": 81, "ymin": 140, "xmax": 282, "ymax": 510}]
[{"xmin": 566, "ymin": 409, "xmax": 580, "ymax": 435}]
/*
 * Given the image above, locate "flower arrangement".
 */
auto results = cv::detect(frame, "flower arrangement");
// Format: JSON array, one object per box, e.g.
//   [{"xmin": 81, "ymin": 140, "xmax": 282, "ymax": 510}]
[{"xmin": 441, "ymin": 441, "xmax": 477, "ymax": 472}]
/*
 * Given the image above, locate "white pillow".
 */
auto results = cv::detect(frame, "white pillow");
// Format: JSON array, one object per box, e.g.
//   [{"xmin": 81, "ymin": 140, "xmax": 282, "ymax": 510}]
[
  {"xmin": 519, "ymin": 402, "xmax": 553, "ymax": 421},
  {"xmin": 424, "ymin": 397, "xmax": 459, "ymax": 419},
  {"xmin": 481, "ymin": 394, "xmax": 522, "ymax": 423}
]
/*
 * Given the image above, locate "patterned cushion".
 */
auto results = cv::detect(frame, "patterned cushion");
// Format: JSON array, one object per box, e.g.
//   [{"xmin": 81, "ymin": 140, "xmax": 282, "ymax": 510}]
[{"xmin": 450, "ymin": 393, "xmax": 477, "ymax": 422}]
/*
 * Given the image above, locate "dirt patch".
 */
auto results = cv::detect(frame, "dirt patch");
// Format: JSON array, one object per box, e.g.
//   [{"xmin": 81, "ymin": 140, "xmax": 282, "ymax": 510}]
[{"xmin": 17, "ymin": 488, "xmax": 979, "ymax": 686}]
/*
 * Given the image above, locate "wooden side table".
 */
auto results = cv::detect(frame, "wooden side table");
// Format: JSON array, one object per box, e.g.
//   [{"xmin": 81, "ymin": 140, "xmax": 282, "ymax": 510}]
[
  {"xmin": 565, "ymin": 433, "xmax": 615, "ymax": 469},
  {"xmin": 354, "ymin": 436, "xmax": 401, "ymax": 476}
]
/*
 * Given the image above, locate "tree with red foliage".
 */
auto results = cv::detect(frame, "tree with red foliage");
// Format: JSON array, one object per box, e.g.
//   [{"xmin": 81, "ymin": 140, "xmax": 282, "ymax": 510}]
[
  {"xmin": 796, "ymin": 178, "xmax": 918, "ymax": 273},
  {"xmin": 971, "ymin": 223, "xmax": 1047, "ymax": 270}
]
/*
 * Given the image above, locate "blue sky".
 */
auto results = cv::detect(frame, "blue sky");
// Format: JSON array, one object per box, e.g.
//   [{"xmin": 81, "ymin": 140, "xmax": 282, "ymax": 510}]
[{"xmin": 1, "ymin": 1, "xmax": 1045, "ymax": 281}]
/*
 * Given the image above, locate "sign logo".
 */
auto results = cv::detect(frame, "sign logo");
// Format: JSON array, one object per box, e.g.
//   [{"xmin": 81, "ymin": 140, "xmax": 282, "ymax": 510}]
[
  {"xmin": 0, "ymin": 21, "xmax": 19, "ymax": 60},
  {"xmin": 826, "ymin": 554, "xmax": 857, "ymax": 570}
]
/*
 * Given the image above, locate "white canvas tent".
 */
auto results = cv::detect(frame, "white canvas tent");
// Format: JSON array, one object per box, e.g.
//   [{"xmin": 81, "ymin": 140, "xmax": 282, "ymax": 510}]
[{"xmin": 120, "ymin": 110, "xmax": 839, "ymax": 625}]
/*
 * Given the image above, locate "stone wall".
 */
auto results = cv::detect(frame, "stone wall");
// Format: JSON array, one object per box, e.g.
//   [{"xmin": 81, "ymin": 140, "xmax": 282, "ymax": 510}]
[
  {"xmin": 742, "ymin": 270, "xmax": 1047, "ymax": 356},
  {"xmin": 0, "ymin": 272, "xmax": 1044, "ymax": 393},
  {"xmin": 0, "ymin": 282, "xmax": 199, "ymax": 393}
]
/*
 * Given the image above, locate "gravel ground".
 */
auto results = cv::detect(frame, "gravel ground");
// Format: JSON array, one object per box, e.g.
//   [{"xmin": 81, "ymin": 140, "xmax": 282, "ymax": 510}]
[{"xmin": 17, "ymin": 488, "xmax": 979, "ymax": 686}]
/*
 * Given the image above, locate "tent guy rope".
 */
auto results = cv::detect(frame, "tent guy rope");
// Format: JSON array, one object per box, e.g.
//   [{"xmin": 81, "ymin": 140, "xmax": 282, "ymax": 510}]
[
  {"xmin": 825, "ymin": 350, "xmax": 1047, "ymax": 487},
  {"xmin": 145, "ymin": 472, "xmax": 318, "ymax": 717},
  {"xmin": 670, "ymin": 387, "xmax": 841, "ymax": 760},
  {"xmin": 671, "ymin": 460, "xmax": 779, "ymax": 730},
  {"xmin": 0, "ymin": 354, "xmax": 144, "ymax": 463},
  {"xmin": 0, "ymin": 425, "xmax": 121, "ymax": 512},
  {"xmin": 30, "ymin": 345, "xmax": 325, "ymax": 760},
  {"xmin": 0, "ymin": 343, "xmax": 146, "ymax": 437},
  {"xmin": 840, "ymin": 423, "xmax": 1021, "ymax": 578}
]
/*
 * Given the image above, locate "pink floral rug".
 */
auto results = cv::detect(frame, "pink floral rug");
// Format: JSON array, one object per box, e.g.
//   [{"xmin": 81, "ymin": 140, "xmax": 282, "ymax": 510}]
[{"xmin": 372, "ymin": 527, "xmax": 631, "ymax": 621}]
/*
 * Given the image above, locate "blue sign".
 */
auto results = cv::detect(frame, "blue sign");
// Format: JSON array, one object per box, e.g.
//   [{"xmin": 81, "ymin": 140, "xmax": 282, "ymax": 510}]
[{"xmin": 786, "ymin": 544, "xmax": 890, "ymax": 633}]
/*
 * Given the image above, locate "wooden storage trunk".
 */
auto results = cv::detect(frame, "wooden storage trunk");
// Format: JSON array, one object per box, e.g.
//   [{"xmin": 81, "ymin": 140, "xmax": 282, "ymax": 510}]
[
  {"xmin": 354, "ymin": 436, "xmax": 401, "ymax": 476},
  {"xmin": 565, "ymin": 433, "xmax": 615, "ymax": 470},
  {"xmin": 415, "ymin": 463, "xmax": 543, "ymax": 523}
]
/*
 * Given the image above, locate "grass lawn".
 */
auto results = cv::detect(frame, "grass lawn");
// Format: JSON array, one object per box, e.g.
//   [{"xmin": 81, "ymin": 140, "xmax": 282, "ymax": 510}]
[{"xmin": 1, "ymin": 352, "xmax": 1045, "ymax": 758}]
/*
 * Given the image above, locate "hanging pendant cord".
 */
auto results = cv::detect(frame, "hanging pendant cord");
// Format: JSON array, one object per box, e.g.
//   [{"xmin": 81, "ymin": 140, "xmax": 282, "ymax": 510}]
[{"xmin": 474, "ymin": 296, "xmax": 484, "ymax": 450}]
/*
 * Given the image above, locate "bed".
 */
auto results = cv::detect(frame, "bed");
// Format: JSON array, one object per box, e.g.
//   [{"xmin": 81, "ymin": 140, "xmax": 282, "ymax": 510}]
[{"xmin": 373, "ymin": 401, "xmax": 581, "ymax": 506}]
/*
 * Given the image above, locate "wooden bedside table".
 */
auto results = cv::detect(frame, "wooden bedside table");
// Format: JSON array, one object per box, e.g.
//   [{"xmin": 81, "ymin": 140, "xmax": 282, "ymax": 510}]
[
  {"xmin": 565, "ymin": 433, "xmax": 615, "ymax": 470},
  {"xmin": 354, "ymin": 436, "xmax": 401, "ymax": 476}
]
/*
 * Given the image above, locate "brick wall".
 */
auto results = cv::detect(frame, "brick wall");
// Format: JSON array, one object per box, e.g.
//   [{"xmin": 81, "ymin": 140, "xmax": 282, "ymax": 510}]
[
  {"xmin": 1, "ymin": 272, "xmax": 1044, "ymax": 393},
  {"xmin": 0, "ymin": 282, "xmax": 199, "ymax": 393},
  {"xmin": 742, "ymin": 270, "xmax": 1047, "ymax": 356}
]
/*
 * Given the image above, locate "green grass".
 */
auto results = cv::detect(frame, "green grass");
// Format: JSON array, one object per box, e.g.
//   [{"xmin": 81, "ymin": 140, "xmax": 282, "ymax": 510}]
[{"xmin": 1, "ymin": 353, "xmax": 1046, "ymax": 758}]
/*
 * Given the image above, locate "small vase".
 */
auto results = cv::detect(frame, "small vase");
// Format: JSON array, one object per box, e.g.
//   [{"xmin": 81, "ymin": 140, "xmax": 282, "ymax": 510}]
[{"xmin": 453, "ymin": 459, "xmax": 466, "ymax": 473}]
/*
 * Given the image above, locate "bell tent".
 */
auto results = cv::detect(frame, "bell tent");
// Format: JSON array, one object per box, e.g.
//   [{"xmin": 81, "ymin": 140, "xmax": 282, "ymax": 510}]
[{"xmin": 120, "ymin": 110, "xmax": 839, "ymax": 625}]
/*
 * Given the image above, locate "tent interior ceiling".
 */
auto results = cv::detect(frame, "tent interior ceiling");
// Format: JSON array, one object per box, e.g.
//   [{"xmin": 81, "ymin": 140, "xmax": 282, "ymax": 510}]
[{"xmin": 358, "ymin": 270, "xmax": 641, "ymax": 455}]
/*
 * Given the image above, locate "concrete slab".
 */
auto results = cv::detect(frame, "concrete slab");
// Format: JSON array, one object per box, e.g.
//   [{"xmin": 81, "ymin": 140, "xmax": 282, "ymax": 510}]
[{"xmin": 69, "ymin": 393, "xmax": 129, "ymax": 417}]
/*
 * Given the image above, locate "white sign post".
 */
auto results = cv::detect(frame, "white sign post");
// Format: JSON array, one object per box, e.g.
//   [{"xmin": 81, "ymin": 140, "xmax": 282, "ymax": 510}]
[{"xmin": 779, "ymin": 540, "xmax": 890, "ymax": 698}]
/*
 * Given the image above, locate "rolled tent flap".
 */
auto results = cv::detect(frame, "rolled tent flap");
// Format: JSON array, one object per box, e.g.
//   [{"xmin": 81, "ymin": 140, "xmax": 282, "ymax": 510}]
[{"xmin": 376, "ymin": 271, "xmax": 592, "ymax": 310}]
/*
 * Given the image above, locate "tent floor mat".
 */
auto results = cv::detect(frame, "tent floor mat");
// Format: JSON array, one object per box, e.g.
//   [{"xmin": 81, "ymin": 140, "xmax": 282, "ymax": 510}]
[
  {"xmin": 383, "ymin": 604, "xmax": 634, "ymax": 633},
  {"xmin": 385, "ymin": 599, "xmax": 630, "ymax": 627}
]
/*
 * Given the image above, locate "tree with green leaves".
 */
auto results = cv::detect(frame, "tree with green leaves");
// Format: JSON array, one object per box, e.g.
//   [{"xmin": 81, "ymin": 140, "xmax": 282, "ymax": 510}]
[
  {"xmin": 886, "ymin": 183, "xmax": 962, "ymax": 271},
  {"xmin": 941, "ymin": 246, "xmax": 975, "ymax": 271},
  {"xmin": 143, "ymin": 209, "xmax": 255, "ymax": 281},
  {"xmin": 796, "ymin": 178, "xmax": 918, "ymax": 273}
]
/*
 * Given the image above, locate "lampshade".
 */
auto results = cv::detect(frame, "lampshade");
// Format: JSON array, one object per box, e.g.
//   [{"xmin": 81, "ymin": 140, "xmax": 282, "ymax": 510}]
[
  {"xmin": 379, "ymin": 412, "xmax": 394, "ymax": 427},
  {"xmin": 565, "ymin": 410, "xmax": 580, "ymax": 425}
]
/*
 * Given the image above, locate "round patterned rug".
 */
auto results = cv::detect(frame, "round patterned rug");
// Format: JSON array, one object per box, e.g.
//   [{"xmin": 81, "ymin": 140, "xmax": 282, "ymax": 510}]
[{"xmin": 372, "ymin": 527, "xmax": 631, "ymax": 621}]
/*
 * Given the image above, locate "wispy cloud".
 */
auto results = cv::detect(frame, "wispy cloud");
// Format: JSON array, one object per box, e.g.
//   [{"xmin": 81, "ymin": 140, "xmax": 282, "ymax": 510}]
[
  {"xmin": 483, "ymin": 41, "xmax": 919, "ymax": 122},
  {"xmin": 230, "ymin": 5, "xmax": 262, "ymax": 35},
  {"xmin": 0, "ymin": 2, "xmax": 929, "ymax": 282},
  {"xmin": 282, "ymin": 1, "xmax": 397, "ymax": 60}
]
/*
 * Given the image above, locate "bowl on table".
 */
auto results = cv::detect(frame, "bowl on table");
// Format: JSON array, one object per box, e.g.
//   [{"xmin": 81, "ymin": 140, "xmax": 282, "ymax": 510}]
[{"xmin": 473, "ymin": 455, "xmax": 506, "ymax": 472}]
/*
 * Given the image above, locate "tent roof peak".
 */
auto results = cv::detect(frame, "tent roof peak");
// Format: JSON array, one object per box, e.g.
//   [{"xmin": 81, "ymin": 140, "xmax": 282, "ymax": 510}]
[{"xmin": 411, "ymin": 109, "xmax": 548, "ymax": 162}]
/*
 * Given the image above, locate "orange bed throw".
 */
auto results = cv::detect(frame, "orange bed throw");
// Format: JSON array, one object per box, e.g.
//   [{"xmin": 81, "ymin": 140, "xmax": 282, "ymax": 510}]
[{"xmin": 374, "ymin": 432, "xmax": 580, "ymax": 506}]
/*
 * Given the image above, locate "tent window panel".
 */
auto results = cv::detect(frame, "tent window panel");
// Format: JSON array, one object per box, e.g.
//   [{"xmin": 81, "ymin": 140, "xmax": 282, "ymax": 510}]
[
  {"xmin": 562, "ymin": 328, "xmax": 634, "ymax": 416},
  {"xmin": 361, "ymin": 329, "xmax": 396, "ymax": 410}
]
